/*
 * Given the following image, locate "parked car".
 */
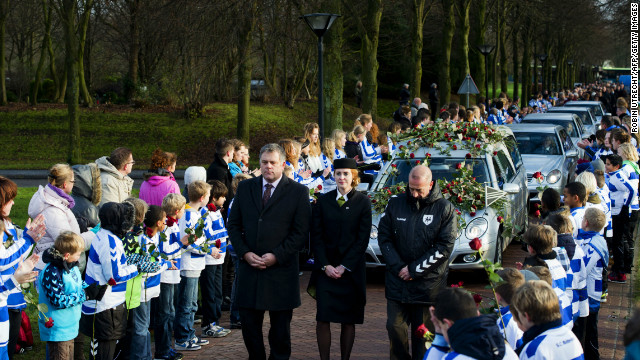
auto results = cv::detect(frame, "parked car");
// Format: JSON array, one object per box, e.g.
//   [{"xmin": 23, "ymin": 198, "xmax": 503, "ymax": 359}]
[
  {"xmin": 365, "ymin": 125, "xmax": 528, "ymax": 270},
  {"xmin": 507, "ymin": 124, "xmax": 579, "ymax": 201},
  {"xmin": 548, "ymin": 107, "xmax": 597, "ymax": 136},
  {"xmin": 563, "ymin": 100, "xmax": 609, "ymax": 124},
  {"xmin": 521, "ymin": 113, "xmax": 586, "ymax": 158}
]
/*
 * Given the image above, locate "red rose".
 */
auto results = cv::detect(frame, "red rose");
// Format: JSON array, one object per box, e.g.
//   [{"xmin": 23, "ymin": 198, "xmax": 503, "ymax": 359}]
[
  {"xmin": 108, "ymin": 278, "xmax": 117, "ymax": 286},
  {"xmin": 207, "ymin": 203, "xmax": 217, "ymax": 212},
  {"xmin": 493, "ymin": 151, "xmax": 498, "ymax": 156},
  {"xmin": 452, "ymin": 145, "xmax": 458, "ymax": 150},
  {"xmin": 391, "ymin": 164, "xmax": 398, "ymax": 168},
  {"xmin": 455, "ymin": 209, "xmax": 461, "ymax": 215},
  {"xmin": 497, "ymin": 216, "xmax": 504, "ymax": 223},
  {"xmin": 387, "ymin": 190, "xmax": 392, "ymax": 195},
  {"xmin": 469, "ymin": 237, "xmax": 482, "ymax": 251},
  {"xmin": 457, "ymin": 196, "xmax": 463, "ymax": 203},
  {"xmin": 535, "ymin": 210, "xmax": 541, "ymax": 217},
  {"xmin": 215, "ymin": 239, "xmax": 221, "ymax": 248},
  {"xmin": 317, "ymin": 184, "xmax": 322, "ymax": 190},
  {"xmin": 410, "ymin": 153, "xmax": 415, "ymax": 159},
  {"xmin": 466, "ymin": 153, "xmax": 472, "ymax": 159},
  {"xmin": 450, "ymin": 283, "xmax": 460, "ymax": 288},
  {"xmin": 415, "ymin": 324, "xmax": 428, "ymax": 338},
  {"xmin": 476, "ymin": 194, "xmax": 481, "ymax": 200},
  {"xmin": 44, "ymin": 318, "xmax": 54, "ymax": 328},
  {"xmin": 456, "ymin": 163, "xmax": 463, "ymax": 170},
  {"xmin": 407, "ymin": 141, "xmax": 412, "ymax": 145},
  {"xmin": 475, "ymin": 144, "xmax": 482, "ymax": 149},
  {"xmin": 426, "ymin": 153, "xmax": 431, "ymax": 158},
  {"xmin": 397, "ymin": 186, "xmax": 402, "ymax": 192},
  {"xmin": 470, "ymin": 211, "xmax": 476, "ymax": 216},
  {"xmin": 145, "ymin": 227, "xmax": 154, "ymax": 238},
  {"xmin": 166, "ymin": 217, "xmax": 177, "ymax": 227},
  {"xmin": 372, "ymin": 199, "xmax": 377, "ymax": 204},
  {"xmin": 442, "ymin": 189, "xmax": 448, "ymax": 194},
  {"xmin": 473, "ymin": 294, "xmax": 483, "ymax": 304},
  {"xmin": 416, "ymin": 160, "xmax": 420, "ymax": 165},
  {"xmin": 458, "ymin": 281, "xmax": 464, "ymax": 287}
]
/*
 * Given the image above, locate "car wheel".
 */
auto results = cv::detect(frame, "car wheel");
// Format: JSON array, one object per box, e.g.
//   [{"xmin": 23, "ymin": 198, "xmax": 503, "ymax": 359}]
[{"xmin": 493, "ymin": 228, "xmax": 504, "ymax": 265}]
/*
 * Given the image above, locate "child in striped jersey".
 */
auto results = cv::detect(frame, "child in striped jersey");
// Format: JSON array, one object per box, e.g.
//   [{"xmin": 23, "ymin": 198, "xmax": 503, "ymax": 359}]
[
  {"xmin": 579, "ymin": 208, "xmax": 608, "ymax": 360},
  {"xmin": 511, "ymin": 281, "xmax": 583, "ymax": 360},
  {"xmin": 424, "ymin": 288, "xmax": 518, "ymax": 360},
  {"xmin": 617, "ymin": 143, "xmax": 639, "ymax": 275},
  {"xmin": 494, "ymin": 268, "xmax": 525, "ymax": 350},
  {"xmin": 155, "ymin": 193, "xmax": 189, "ymax": 360},
  {"xmin": 545, "ymin": 211, "xmax": 589, "ymax": 343},
  {"xmin": 175, "ymin": 181, "xmax": 218, "ymax": 351},
  {"xmin": 319, "ymin": 139, "xmax": 337, "ymax": 193},
  {"xmin": 79, "ymin": 202, "xmax": 139, "ymax": 360},
  {"xmin": 128, "ymin": 205, "xmax": 176, "ymax": 360},
  {"xmin": 332, "ymin": 129, "xmax": 347, "ymax": 160},
  {"xmin": 563, "ymin": 182, "xmax": 587, "ymax": 239},
  {"xmin": 519, "ymin": 225, "xmax": 571, "ymax": 329},
  {"xmin": 605, "ymin": 154, "xmax": 634, "ymax": 283},
  {"xmin": 201, "ymin": 180, "xmax": 231, "ymax": 338},
  {"xmin": 528, "ymin": 266, "xmax": 574, "ymax": 331}
]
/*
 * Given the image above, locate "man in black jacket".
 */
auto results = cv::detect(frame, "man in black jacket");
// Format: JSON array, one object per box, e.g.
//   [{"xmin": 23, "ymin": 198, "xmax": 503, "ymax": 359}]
[
  {"xmin": 227, "ymin": 143, "xmax": 311, "ymax": 360},
  {"xmin": 206, "ymin": 138, "xmax": 234, "ymax": 213},
  {"xmin": 379, "ymin": 165, "xmax": 457, "ymax": 360}
]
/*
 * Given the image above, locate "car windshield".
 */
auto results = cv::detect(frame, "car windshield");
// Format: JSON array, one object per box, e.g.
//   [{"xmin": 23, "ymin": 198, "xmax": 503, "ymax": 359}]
[
  {"xmin": 513, "ymin": 132, "xmax": 561, "ymax": 155},
  {"xmin": 523, "ymin": 120, "xmax": 579, "ymax": 137},
  {"xmin": 566, "ymin": 103, "xmax": 603, "ymax": 116},
  {"xmin": 382, "ymin": 157, "xmax": 489, "ymax": 188}
]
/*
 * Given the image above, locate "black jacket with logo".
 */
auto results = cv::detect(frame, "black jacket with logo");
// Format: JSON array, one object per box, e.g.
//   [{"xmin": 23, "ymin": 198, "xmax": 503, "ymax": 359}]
[{"xmin": 378, "ymin": 182, "xmax": 457, "ymax": 304}]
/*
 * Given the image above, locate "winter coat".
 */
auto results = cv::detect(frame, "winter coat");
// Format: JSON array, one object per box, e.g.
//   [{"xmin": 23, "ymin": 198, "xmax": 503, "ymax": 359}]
[
  {"xmin": 378, "ymin": 183, "xmax": 457, "ymax": 304},
  {"xmin": 28, "ymin": 185, "xmax": 96, "ymax": 271},
  {"xmin": 37, "ymin": 248, "xmax": 86, "ymax": 342},
  {"xmin": 71, "ymin": 163, "xmax": 102, "ymax": 227},
  {"xmin": 206, "ymin": 154, "xmax": 233, "ymax": 212},
  {"xmin": 139, "ymin": 170, "xmax": 180, "ymax": 207},
  {"xmin": 95, "ymin": 156, "xmax": 134, "ymax": 206}
]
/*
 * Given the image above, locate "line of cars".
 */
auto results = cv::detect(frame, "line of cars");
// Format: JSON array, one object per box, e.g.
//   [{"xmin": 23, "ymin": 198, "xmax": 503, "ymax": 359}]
[{"xmin": 362, "ymin": 100, "xmax": 608, "ymax": 271}]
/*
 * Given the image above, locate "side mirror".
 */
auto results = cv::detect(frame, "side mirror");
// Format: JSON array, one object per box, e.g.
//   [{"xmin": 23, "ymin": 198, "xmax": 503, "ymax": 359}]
[
  {"xmin": 357, "ymin": 183, "xmax": 371, "ymax": 192},
  {"xmin": 566, "ymin": 148, "xmax": 578, "ymax": 158},
  {"xmin": 503, "ymin": 183, "xmax": 520, "ymax": 194}
]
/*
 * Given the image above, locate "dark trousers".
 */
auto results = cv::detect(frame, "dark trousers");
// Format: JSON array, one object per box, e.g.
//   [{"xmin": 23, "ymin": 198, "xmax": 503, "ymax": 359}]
[
  {"xmin": 222, "ymin": 254, "xmax": 235, "ymax": 301},
  {"xmin": 585, "ymin": 308, "xmax": 600, "ymax": 360},
  {"xmin": 386, "ymin": 299, "xmax": 432, "ymax": 360},
  {"xmin": 240, "ymin": 307, "xmax": 293, "ymax": 360},
  {"xmin": 200, "ymin": 264, "xmax": 223, "ymax": 326},
  {"xmin": 624, "ymin": 210, "xmax": 638, "ymax": 273},
  {"xmin": 7, "ymin": 309, "xmax": 22, "ymax": 359},
  {"xmin": 611, "ymin": 208, "xmax": 630, "ymax": 273},
  {"xmin": 572, "ymin": 316, "xmax": 587, "ymax": 347}
]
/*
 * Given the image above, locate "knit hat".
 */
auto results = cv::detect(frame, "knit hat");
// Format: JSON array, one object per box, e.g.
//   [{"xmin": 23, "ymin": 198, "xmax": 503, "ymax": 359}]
[
  {"xmin": 591, "ymin": 159, "xmax": 605, "ymax": 172},
  {"xmin": 99, "ymin": 202, "xmax": 136, "ymax": 238},
  {"xmin": 520, "ymin": 269, "xmax": 540, "ymax": 282}
]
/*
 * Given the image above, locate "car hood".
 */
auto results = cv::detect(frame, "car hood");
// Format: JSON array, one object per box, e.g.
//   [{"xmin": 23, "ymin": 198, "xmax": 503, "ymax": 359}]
[{"xmin": 522, "ymin": 155, "xmax": 565, "ymax": 175}]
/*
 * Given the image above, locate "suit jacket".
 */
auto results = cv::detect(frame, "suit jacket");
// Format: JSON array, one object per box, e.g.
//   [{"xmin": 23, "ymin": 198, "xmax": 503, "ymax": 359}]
[
  {"xmin": 310, "ymin": 189, "xmax": 372, "ymax": 305},
  {"xmin": 206, "ymin": 154, "xmax": 233, "ymax": 212},
  {"xmin": 227, "ymin": 175, "xmax": 311, "ymax": 311}
]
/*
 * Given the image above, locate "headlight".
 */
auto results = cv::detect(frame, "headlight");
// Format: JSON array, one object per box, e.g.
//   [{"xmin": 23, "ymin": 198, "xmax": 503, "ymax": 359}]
[
  {"xmin": 370, "ymin": 224, "xmax": 378, "ymax": 240},
  {"xmin": 465, "ymin": 217, "xmax": 488, "ymax": 239},
  {"xmin": 546, "ymin": 169, "xmax": 561, "ymax": 184}
]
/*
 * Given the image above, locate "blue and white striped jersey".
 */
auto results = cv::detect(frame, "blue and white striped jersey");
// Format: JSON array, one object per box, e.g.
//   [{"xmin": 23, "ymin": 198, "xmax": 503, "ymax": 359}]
[
  {"xmin": 607, "ymin": 169, "xmax": 634, "ymax": 216},
  {"xmin": 578, "ymin": 230, "xmax": 608, "ymax": 311},
  {"xmin": 159, "ymin": 223, "xmax": 183, "ymax": 284},
  {"xmin": 497, "ymin": 305, "xmax": 523, "ymax": 350},
  {"xmin": 0, "ymin": 274, "xmax": 19, "ymax": 356},
  {"xmin": 621, "ymin": 163, "xmax": 639, "ymax": 211},
  {"xmin": 204, "ymin": 208, "xmax": 229, "ymax": 266},
  {"xmin": 595, "ymin": 186, "xmax": 613, "ymax": 237},
  {"xmin": 1, "ymin": 221, "xmax": 34, "ymax": 310},
  {"xmin": 519, "ymin": 325, "xmax": 584, "ymax": 360},
  {"xmin": 569, "ymin": 207, "xmax": 585, "ymax": 240}
]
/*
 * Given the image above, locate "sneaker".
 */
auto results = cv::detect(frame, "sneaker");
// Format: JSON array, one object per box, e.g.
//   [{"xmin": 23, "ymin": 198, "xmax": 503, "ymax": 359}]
[
  {"xmin": 202, "ymin": 323, "xmax": 231, "ymax": 338},
  {"xmin": 601, "ymin": 291, "xmax": 608, "ymax": 303},
  {"xmin": 191, "ymin": 335, "xmax": 210, "ymax": 346},
  {"xmin": 608, "ymin": 272, "xmax": 627, "ymax": 283},
  {"xmin": 230, "ymin": 322, "xmax": 242, "ymax": 329},
  {"xmin": 194, "ymin": 315, "xmax": 202, "ymax": 324},
  {"xmin": 154, "ymin": 349, "xmax": 184, "ymax": 360},
  {"xmin": 175, "ymin": 339, "xmax": 201, "ymax": 351}
]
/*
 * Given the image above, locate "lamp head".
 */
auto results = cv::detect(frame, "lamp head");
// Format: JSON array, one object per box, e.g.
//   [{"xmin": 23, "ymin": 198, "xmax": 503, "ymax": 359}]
[{"xmin": 300, "ymin": 13, "xmax": 341, "ymax": 38}]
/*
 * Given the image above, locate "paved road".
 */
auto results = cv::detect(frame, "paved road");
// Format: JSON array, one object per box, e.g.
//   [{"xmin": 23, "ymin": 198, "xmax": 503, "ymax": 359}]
[
  {"xmin": 0, "ymin": 169, "xmax": 187, "ymax": 189},
  {"xmin": 178, "ymin": 240, "xmax": 634, "ymax": 360}
]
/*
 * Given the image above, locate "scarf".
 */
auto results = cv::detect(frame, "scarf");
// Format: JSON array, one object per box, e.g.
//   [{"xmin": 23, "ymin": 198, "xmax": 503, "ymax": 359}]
[
  {"xmin": 47, "ymin": 183, "xmax": 75, "ymax": 209},
  {"xmin": 516, "ymin": 319, "xmax": 563, "ymax": 355}
]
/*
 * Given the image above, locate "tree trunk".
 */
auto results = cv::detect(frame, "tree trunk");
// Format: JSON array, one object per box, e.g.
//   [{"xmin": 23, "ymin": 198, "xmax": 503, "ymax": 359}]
[
  {"xmin": 77, "ymin": 0, "xmax": 93, "ymax": 106},
  {"xmin": 126, "ymin": 0, "xmax": 140, "ymax": 101},
  {"xmin": 0, "ymin": 0, "xmax": 8, "ymax": 105},
  {"xmin": 459, "ymin": 0, "xmax": 471, "ymax": 76},
  {"xmin": 472, "ymin": 0, "xmax": 487, "ymax": 98},
  {"xmin": 439, "ymin": 0, "xmax": 455, "ymax": 105},
  {"xmin": 57, "ymin": 67, "xmax": 67, "ymax": 103},
  {"xmin": 236, "ymin": 0, "xmax": 257, "ymax": 143},
  {"xmin": 512, "ymin": 27, "xmax": 519, "ymax": 100},
  {"xmin": 409, "ymin": 0, "xmax": 432, "ymax": 99},
  {"xmin": 521, "ymin": 24, "xmax": 531, "ymax": 105},
  {"xmin": 60, "ymin": 0, "xmax": 81, "ymax": 163},
  {"xmin": 360, "ymin": 0, "xmax": 382, "ymax": 120},
  {"xmin": 324, "ymin": 0, "xmax": 343, "ymax": 137},
  {"xmin": 498, "ymin": 1, "xmax": 508, "ymax": 95},
  {"xmin": 31, "ymin": 0, "xmax": 53, "ymax": 105}
]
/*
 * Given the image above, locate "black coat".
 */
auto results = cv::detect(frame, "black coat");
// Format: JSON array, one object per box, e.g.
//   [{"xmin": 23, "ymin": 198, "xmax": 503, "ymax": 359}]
[
  {"xmin": 310, "ymin": 189, "xmax": 372, "ymax": 323},
  {"xmin": 378, "ymin": 183, "xmax": 457, "ymax": 303},
  {"xmin": 227, "ymin": 175, "xmax": 311, "ymax": 311},
  {"xmin": 206, "ymin": 154, "xmax": 233, "ymax": 212}
]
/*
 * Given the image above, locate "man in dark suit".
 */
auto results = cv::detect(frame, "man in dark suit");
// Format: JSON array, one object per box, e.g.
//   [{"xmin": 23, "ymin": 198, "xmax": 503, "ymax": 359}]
[
  {"xmin": 227, "ymin": 143, "xmax": 311, "ymax": 360},
  {"xmin": 206, "ymin": 138, "xmax": 234, "ymax": 212}
]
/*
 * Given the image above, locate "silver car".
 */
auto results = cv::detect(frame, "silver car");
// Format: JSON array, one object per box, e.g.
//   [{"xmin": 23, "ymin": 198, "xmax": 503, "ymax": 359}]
[
  {"xmin": 563, "ymin": 100, "xmax": 610, "ymax": 124},
  {"xmin": 507, "ymin": 124, "xmax": 579, "ymax": 200},
  {"xmin": 548, "ymin": 107, "xmax": 597, "ymax": 137},
  {"xmin": 365, "ymin": 128, "xmax": 528, "ymax": 270},
  {"xmin": 521, "ymin": 113, "xmax": 586, "ymax": 158}
]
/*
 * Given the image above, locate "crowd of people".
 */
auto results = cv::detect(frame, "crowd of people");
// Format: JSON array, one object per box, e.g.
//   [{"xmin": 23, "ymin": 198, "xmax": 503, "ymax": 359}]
[{"xmin": 0, "ymin": 79, "xmax": 638, "ymax": 360}]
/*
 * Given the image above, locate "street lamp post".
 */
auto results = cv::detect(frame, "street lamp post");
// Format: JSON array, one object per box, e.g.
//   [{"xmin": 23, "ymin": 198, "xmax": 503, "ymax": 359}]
[
  {"xmin": 300, "ymin": 13, "xmax": 340, "ymax": 141},
  {"xmin": 476, "ymin": 44, "xmax": 495, "ymax": 108},
  {"xmin": 567, "ymin": 60, "xmax": 574, "ymax": 88},
  {"xmin": 538, "ymin": 54, "xmax": 548, "ymax": 92}
]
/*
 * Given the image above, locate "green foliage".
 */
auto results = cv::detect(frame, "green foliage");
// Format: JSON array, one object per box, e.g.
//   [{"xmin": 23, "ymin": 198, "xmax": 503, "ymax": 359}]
[{"xmin": 11, "ymin": 187, "xmax": 38, "ymax": 228}]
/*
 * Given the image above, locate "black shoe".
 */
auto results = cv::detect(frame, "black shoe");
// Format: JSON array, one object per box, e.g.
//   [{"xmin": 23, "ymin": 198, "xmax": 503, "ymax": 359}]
[{"xmin": 230, "ymin": 322, "xmax": 242, "ymax": 329}]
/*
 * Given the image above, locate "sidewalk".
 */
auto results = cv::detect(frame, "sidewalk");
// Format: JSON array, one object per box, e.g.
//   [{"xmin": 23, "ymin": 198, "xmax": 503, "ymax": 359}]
[{"xmin": 180, "ymin": 238, "xmax": 636, "ymax": 360}]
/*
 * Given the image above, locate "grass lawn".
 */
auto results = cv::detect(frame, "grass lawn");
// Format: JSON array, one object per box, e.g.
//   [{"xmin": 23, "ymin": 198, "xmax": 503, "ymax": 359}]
[{"xmin": 0, "ymin": 101, "xmax": 370, "ymax": 169}]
